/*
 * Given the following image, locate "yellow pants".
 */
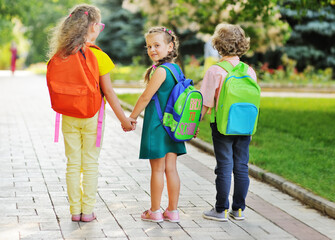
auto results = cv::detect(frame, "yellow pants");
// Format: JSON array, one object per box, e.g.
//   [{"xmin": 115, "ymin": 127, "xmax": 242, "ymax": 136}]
[{"xmin": 62, "ymin": 111, "xmax": 105, "ymax": 215}]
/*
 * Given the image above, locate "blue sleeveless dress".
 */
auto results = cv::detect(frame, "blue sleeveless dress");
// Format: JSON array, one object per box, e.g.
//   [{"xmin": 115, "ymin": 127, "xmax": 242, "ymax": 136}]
[{"xmin": 139, "ymin": 64, "xmax": 186, "ymax": 159}]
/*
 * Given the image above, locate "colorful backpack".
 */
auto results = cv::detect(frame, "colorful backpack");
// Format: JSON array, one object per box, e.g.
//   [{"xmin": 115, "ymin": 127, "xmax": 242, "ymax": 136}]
[
  {"xmin": 212, "ymin": 61, "xmax": 261, "ymax": 135},
  {"xmin": 46, "ymin": 43, "xmax": 104, "ymax": 147},
  {"xmin": 152, "ymin": 63, "xmax": 203, "ymax": 142}
]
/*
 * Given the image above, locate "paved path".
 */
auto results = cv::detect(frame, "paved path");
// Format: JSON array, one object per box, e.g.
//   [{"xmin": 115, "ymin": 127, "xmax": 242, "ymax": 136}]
[{"xmin": 0, "ymin": 71, "xmax": 334, "ymax": 240}]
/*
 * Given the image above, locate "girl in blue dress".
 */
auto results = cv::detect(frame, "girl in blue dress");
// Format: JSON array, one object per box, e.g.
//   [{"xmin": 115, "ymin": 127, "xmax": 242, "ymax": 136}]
[{"xmin": 130, "ymin": 27, "xmax": 186, "ymax": 223}]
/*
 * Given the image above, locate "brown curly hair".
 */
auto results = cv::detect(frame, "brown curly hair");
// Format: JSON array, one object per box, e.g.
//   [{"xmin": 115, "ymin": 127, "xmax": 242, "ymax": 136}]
[
  {"xmin": 212, "ymin": 23, "xmax": 250, "ymax": 58},
  {"xmin": 47, "ymin": 4, "xmax": 101, "ymax": 59},
  {"xmin": 144, "ymin": 26, "xmax": 179, "ymax": 83}
]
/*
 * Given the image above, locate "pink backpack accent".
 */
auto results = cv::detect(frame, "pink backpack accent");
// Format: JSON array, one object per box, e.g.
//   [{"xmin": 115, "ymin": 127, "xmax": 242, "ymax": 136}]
[{"xmin": 54, "ymin": 97, "xmax": 104, "ymax": 147}]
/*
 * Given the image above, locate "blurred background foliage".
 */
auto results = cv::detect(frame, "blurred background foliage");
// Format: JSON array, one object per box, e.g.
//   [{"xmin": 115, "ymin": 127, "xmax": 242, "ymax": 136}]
[
  {"xmin": 97, "ymin": 0, "xmax": 146, "ymax": 65},
  {"xmin": 0, "ymin": 0, "xmax": 334, "ymax": 82},
  {"xmin": 280, "ymin": 2, "xmax": 335, "ymax": 71}
]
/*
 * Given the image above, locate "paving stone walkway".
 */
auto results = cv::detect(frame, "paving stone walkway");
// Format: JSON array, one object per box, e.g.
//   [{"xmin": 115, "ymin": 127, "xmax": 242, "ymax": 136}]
[{"xmin": 0, "ymin": 71, "xmax": 334, "ymax": 240}]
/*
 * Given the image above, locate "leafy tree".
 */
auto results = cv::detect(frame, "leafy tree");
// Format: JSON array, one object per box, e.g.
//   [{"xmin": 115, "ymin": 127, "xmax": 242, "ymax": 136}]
[
  {"xmin": 0, "ymin": 20, "xmax": 14, "ymax": 45},
  {"xmin": 280, "ymin": 0, "xmax": 334, "ymax": 12},
  {"xmin": 22, "ymin": 0, "xmax": 84, "ymax": 64},
  {"xmin": 0, "ymin": 0, "xmax": 84, "ymax": 65},
  {"xmin": 0, "ymin": 0, "xmax": 27, "ymax": 44},
  {"xmin": 130, "ymin": 0, "xmax": 290, "ymax": 54},
  {"xmin": 97, "ymin": 0, "xmax": 146, "ymax": 64},
  {"xmin": 279, "ymin": 1, "xmax": 335, "ymax": 71}
]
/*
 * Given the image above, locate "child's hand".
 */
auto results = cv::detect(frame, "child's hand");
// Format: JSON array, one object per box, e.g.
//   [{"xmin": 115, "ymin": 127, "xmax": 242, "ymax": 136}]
[
  {"xmin": 129, "ymin": 117, "xmax": 137, "ymax": 130},
  {"xmin": 193, "ymin": 128, "xmax": 199, "ymax": 139},
  {"xmin": 121, "ymin": 119, "xmax": 133, "ymax": 132},
  {"xmin": 121, "ymin": 117, "xmax": 137, "ymax": 132}
]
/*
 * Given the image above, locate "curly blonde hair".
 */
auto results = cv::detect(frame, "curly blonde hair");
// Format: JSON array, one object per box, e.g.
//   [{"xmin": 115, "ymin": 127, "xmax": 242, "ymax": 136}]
[
  {"xmin": 212, "ymin": 23, "xmax": 250, "ymax": 58},
  {"xmin": 144, "ymin": 26, "xmax": 179, "ymax": 83},
  {"xmin": 47, "ymin": 4, "xmax": 101, "ymax": 59}
]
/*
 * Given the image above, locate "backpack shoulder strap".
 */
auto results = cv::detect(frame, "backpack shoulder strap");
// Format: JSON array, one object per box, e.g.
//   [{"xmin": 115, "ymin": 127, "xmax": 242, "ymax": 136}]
[
  {"xmin": 86, "ymin": 42, "xmax": 102, "ymax": 51},
  {"xmin": 151, "ymin": 63, "xmax": 183, "ymax": 122},
  {"xmin": 217, "ymin": 61, "xmax": 250, "ymax": 76},
  {"xmin": 53, "ymin": 98, "xmax": 105, "ymax": 147},
  {"xmin": 160, "ymin": 63, "xmax": 185, "ymax": 83},
  {"xmin": 236, "ymin": 61, "xmax": 249, "ymax": 75},
  {"xmin": 216, "ymin": 61, "xmax": 234, "ymax": 74},
  {"xmin": 54, "ymin": 113, "xmax": 61, "ymax": 143},
  {"xmin": 95, "ymin": 97, "xmax": 105, "ymax": 147},
  {"xmin": 211, "ymin": 61, "xmax": 234, "ymax": 123},
  {"xmin": 152, "ymin": 94, "xmax": 163, "ymax": 121}
]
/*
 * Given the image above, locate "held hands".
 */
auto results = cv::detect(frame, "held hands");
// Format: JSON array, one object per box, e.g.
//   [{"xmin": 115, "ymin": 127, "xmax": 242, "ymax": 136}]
[
  {"xmin": 129, "ymin": 117, "xmax": 137, "ymax": 130},
  {"xmin": 121, "ymin": 117, "xmax": 137, "ymax": 132}
]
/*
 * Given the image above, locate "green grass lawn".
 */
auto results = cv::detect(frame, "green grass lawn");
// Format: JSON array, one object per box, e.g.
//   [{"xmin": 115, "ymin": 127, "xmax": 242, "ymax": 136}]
[{"xmin": 117, "ymin": 94, "xmax": 335, "ymax": 202}]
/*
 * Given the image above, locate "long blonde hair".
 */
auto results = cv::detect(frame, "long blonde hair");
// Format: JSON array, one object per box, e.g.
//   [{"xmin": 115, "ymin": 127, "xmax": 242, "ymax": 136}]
[
  {"xmin": 144, "ymin": 27, "xmax": 179, "ymax": 83},
  {"xmin": 47, "ymin": 4, "xmax": 101, "ymax": 59}
]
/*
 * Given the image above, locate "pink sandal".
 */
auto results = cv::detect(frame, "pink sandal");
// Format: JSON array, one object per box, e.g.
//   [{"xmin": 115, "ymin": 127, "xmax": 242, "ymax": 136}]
[
  {"xmin": 71, "ymin": 214, "xmax": 81, "ymax": 222},
  {"xmin": 163, "ymin": 209, "xmax": 180, "ymax": 223},
  {"xmin": 141, "ymin": 209, "xmax": 163, "ymax": 223},
  {"xmin": 81, "ymin": 213, "xmax": 96, "ymax": 222}
]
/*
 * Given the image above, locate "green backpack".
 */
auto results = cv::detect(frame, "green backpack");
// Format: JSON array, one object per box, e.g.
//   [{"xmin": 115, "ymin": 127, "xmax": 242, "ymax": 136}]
[
  {"xmin": 212, "ymin": 61, "xmax": 261, "ymax": 135},
  {"xmin": 152, "ymin": 63, "xmax": 203, "ymax": 142}
]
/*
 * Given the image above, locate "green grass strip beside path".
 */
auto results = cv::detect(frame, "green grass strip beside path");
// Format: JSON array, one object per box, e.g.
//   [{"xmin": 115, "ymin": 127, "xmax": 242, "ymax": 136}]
[{"xmin": 117, "ymin": 94, "xmax": 335, "ymax": 202}]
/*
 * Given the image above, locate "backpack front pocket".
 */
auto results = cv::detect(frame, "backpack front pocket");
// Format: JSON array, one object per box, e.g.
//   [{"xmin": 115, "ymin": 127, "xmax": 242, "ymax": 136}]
[
  {"xmin": 49, "ymin": 81, "xmax": 91, "ymax": 117},
  {"xmin": 226, "ymin": 103, "xmax": 258, "ymax": 135}
]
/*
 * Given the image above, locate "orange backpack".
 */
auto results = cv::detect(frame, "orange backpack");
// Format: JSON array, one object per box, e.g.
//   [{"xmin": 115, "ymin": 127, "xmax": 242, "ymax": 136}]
[
  {"xmin": 46, "ymin": 42, "xmax": 102, "ymax": 118},
  {"xmin": 46, "ymin": 43, "xmax": 104, "ymax": 147}
]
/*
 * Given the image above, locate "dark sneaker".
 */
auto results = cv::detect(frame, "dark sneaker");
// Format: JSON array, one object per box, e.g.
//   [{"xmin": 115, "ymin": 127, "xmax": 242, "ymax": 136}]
[
  {"xmin": 229, "ymin": 208, "xmax": 245, "ymax": 220},
  {"xmin": 203, "ymin": 208, "xmax": 228, "ymax": 222}
]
